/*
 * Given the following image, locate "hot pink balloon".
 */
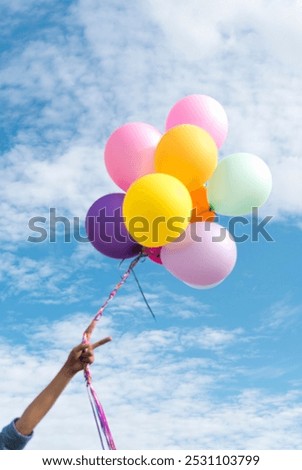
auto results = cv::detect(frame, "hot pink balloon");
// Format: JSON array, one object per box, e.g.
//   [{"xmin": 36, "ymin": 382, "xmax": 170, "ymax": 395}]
[
  {"xmin": 104, "ymin": 122, "xmax": 162, "ymax": 191},
  {"xmin": 145, "ymin": 247, "xmax": 162, "ymax": 265},
  {"xmin": 161, "ymin": 222, "xmax": 237, "ymax": 286},
  {"xmin": 166, "ymin": 95, "xmax": 228, "ymax": 149}
]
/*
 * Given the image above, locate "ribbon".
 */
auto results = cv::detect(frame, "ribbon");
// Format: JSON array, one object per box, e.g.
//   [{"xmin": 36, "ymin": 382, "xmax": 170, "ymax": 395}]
[{"xmin": 82, "ymin": 252, "xmax": 145, "ymax": 450}]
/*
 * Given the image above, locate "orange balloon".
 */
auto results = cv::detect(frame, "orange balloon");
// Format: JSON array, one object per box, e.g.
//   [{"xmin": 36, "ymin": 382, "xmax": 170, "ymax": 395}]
[
  {"xmin": 154, "ymin": 125, "xmax": 218, "ymax": 192},
  {"xmin": 191, "ymin": 210, "xmax": 216, "ymax": 223},
  {"xmin": 190, "ymin": 186, "xmax": 215, "ymax": 222},
  {"xmin": 191, "ymin": 186, "xmax": 210, "ymax": 213}
]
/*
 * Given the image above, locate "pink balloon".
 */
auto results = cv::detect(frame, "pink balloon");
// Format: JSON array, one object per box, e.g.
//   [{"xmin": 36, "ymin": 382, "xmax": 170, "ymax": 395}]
[
  {"xmin": 104, "ymin": 122, "xmax": 162, "ymax": 191},
  {"xmin": 166, "ymin": 95, "xmax": 228, "ymax": 149},
  {"xmin": 184, "ymin": 281, "xmax": 222, "ymax": 290},
  {"xmin": 161, "ymin": 222, "xmax": 237, "ymax": 286}
]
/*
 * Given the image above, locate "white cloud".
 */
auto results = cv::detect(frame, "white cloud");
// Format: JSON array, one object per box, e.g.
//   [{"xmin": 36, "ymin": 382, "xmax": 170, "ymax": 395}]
[
  {"xmin": 182, "ymin": 327, "xmax": 244, "ymax": 351},
  {"xmin": 146, "ymin": 0, "xmax": 302, "ymax": 65},
  {"xmin": 0, "ymin": 144, "xmax": 115, "ymax": 225},
  {"xmin": 29, "ymin": 312, "xmax": 114, "ymax": 348},
  {"xmin": 0, "ymin": 248, "xmax": 109, "ymax": 304},
  {"xmin": 265, "ymin": 156, "xmax": 302, "ymax": 218},
  {"xmin": 259, "ymin": 299, "xmax": 302, "ymax": 331},
  {"xmin": 107, "ymin": 285, "xmax": 211, "ymax": 322},
  {"xmin": 0, "ymin": 144, "xmax": 118, "ymax": 251}
]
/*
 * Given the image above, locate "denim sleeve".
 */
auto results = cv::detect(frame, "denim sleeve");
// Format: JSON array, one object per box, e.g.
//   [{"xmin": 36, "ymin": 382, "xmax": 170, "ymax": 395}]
[{"xmin": 0, "ymin": 419, "xmax": 33, "ymax": 450}]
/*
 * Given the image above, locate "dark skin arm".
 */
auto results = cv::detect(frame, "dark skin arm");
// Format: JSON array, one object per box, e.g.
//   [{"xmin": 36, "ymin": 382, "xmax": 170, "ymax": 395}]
[{"xmin": 15, "ymin": 337, "xmax": 111, "ymax": 436}]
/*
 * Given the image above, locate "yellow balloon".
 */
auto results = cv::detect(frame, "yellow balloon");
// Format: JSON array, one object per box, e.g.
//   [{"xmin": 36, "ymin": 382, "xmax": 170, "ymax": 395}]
[
  {"xmin": 155, "ymin": 124, "xmax": 218, "ymax": 192},
  {"xmin": 123, "ymin": 173, "xmax": 192, "ymax": 248}
]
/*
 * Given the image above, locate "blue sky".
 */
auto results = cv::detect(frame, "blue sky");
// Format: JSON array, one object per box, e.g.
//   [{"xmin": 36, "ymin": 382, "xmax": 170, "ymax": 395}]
[{"xmin": 0, "ymin": 0, "xmax": 302, "ymax": 450}]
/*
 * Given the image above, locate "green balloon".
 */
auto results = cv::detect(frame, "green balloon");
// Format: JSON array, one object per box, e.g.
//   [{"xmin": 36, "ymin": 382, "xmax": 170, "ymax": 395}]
[{"xmin": 207, "ymin": 153, "xmax": 272, "ymax": 216}]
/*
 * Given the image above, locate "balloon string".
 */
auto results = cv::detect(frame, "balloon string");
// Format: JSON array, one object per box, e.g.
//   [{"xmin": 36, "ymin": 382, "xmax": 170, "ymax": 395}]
[
  {"xmin": 82, "ymin": 251, "xmax": 146, "ymax": 450},
  {"xmin": 131, "ymin": 267, "xmax": 156, "ymax": 320},
  {"xmin": 86, "ymin": 384, "xmax": 105, "ymax": 449},
  {"xmin": 83, "ymin": 252, "xmax": 145, "ymax": 342}
]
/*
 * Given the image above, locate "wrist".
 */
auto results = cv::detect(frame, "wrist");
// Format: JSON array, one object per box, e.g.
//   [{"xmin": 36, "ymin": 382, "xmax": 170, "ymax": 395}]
[{"xmin": 60, "ymin": 363, "xmax": 78, "ymax": 379}]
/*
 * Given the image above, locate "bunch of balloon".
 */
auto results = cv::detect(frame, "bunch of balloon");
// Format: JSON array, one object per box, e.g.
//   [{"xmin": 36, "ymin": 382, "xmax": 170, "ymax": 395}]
[{"xmin": 86, "ymin": 94, "xmax": 272, "ymax": 290}]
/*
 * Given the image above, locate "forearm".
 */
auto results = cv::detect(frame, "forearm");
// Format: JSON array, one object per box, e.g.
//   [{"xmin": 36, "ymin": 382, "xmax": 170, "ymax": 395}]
[
  {"xmin": 15, "ymin": 365, "xmax": 76, "ymax": 436},
  {"xmin": 14, "ymin": 338, "xmax": 110, "ymax": 437}
]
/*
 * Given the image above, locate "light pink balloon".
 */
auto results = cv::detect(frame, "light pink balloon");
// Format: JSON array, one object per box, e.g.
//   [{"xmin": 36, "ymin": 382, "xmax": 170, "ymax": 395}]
[
  {"xmin": 104, "ymin": 122, "xmax": 162, "ymax": 191},
  {"xmin": 166, "ymin": 95, "xmax": 228, "ymax": 148},
  {"xmin": 184, "ymin": 281, "xmax": 223, "ymax": 290},
  {"xmin": 161, "ymin": 222, "xmax": 237, "ymax": 286}
]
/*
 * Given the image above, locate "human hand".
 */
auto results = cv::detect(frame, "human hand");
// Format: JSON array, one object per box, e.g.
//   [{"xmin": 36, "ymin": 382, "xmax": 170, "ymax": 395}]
[{"xmin": 62, "ymin": 337, "xmax": 112, "ymax": 377}]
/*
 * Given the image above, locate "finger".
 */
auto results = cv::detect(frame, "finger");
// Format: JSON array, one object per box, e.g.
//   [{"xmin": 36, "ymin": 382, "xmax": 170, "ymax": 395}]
[
  {"xmin": 73, "ymin": 343, "xmax": 89, "ymax": 353},
  {"xmin": 81, "ymin": 356, "xmax": 94, "ymax": 364},
  {"xmin": 81, "ymin": 350, "xmax": 94, "ymax": 358},
  {"xmin": 92, "ymin": 337, "xmax": 112, "ymax": 350},
  {"xmin": 74, "ymin": 343, "xmax": 94, "ymax": 354}
]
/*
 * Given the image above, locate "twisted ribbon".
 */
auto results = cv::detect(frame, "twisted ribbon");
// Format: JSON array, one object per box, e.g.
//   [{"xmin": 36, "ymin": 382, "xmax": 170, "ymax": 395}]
[{"xmin": 81, "ymin": 252, "xmax": 145, "ymax": 450}]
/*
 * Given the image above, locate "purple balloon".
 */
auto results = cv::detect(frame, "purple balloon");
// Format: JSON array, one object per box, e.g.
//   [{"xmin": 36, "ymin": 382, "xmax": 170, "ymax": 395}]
[{"xmin": 85, "ymin": 193, "xmax": 142, "ymax": 259}]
